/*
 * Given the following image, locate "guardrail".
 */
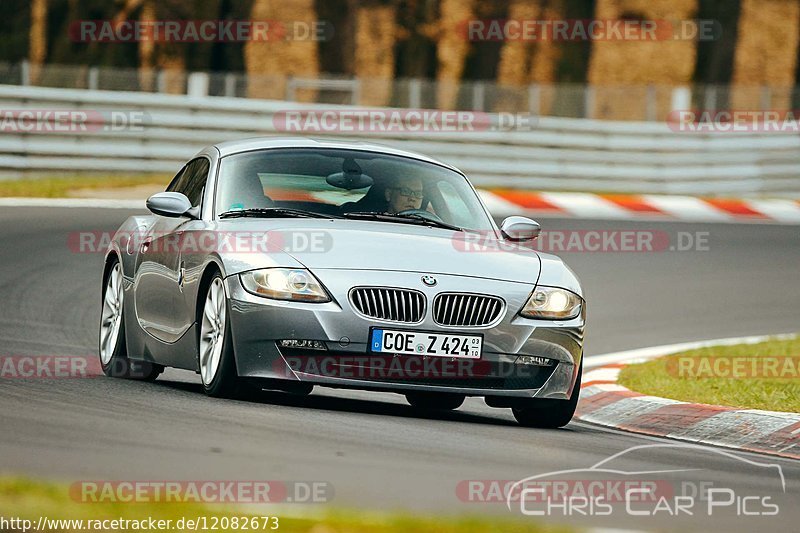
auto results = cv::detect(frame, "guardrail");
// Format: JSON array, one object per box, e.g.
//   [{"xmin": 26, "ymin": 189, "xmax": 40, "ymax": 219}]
[{"xmin": 1, "ymin": 84, "xmax": 799, "ymax": 195}]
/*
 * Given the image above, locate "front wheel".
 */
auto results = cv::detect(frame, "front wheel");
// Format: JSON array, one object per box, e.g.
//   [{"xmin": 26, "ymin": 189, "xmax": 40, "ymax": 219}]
[
  {"xmin": 406, "ymin": 392, "xmax": 465, "ymax": 410},
  {"xmin": 99, "ymin": 260, "xmax": 162, "ymax": 381},
  {"xmin": 512, "ymin": 364, "xmax": 582, "ymax": 428},
  {"xmin": 198, "ymin": 274, "xmax": 243, "ymax": 398}
]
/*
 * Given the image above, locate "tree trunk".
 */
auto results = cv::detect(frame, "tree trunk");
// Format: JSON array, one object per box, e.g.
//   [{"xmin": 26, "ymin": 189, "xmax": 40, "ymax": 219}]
[
  {"xmin": 137, "ymin": 0, "xmax": 156, "ymax": 92},
  {"xmin": 495, "ymin": 0, "xmax": 541, "ymax": 112},
  {"xmin": 354, "ymin": 1, "xmax": 398, "ymax": 106},
  {"xmin": 28, "ymin": 0, "xmax": 48, "ymax": 84},
  {"xmin": 244, "ymin": 0, "xmax": 321, "ymax": 101},
  {"xmin": 435, "ymin": 0, "xmax": 474, "ymax": 109},
  {"xmin": 588, "ymin": 0, "xmax": 698, "ymax": 120},
  {"xmin": 732, "ymin": 0, "xmax": 800, "ymax": 111},
  {"xmin": 494, "ymin": 0, "xmax": 573, "ymax": 114}
]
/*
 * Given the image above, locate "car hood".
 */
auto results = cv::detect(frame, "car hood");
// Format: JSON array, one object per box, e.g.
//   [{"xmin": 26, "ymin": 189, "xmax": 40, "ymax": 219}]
[{"xmin": 215, "ymin": 219, "xmax": 541, "ymax": 284}]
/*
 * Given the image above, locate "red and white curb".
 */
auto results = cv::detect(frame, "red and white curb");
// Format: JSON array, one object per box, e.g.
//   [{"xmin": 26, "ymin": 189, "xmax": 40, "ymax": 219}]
[
  {"xmin": 3, "ymin": 192, "xmax": 800, "ymax": 225},
  {"xmin": 579, "ymin": 334, "xmax": 800, "ymax": 460},
  {"xmin": 479, "ymin": 190, "xmax": 800, "ymax": 224}
]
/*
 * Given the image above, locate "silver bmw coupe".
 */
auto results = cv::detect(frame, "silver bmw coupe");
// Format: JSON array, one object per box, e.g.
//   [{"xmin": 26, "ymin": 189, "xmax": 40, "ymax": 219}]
[{"xmin": 100, "ymin": 138, "xmax": 585, "ymax": 427}]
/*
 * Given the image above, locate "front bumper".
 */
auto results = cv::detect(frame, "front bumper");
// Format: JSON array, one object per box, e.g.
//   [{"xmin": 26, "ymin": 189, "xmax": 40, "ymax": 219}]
[{"xmin": 224, "ymin": 270, "xmax": 584, "ymax": 400}]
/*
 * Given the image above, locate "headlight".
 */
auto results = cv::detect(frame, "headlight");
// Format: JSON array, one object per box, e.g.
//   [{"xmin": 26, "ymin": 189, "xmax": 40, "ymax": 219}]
[
  {"xmin": 520, "ymin": 286, "xmax": 582, "ymax": 320},
  {"xmin": 240, "ymin": 268, "xmax": 330, "ymax": 302}
]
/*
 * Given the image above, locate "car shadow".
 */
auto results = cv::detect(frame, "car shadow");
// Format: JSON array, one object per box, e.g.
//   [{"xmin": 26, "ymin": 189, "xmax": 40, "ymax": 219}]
[{"xmin": 150, "ymin": 378, "xmax": 559, "ymax": 429}]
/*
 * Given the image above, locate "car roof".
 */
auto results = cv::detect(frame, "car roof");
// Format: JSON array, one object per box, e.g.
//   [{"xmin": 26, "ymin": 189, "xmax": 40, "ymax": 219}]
[{"xmin": 209, "ymin": 137, "xmax": 461, "ymax": 173}]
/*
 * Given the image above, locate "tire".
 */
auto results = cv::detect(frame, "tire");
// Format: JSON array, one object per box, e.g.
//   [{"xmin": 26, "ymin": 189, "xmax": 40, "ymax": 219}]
[
  {"xmin": 99, "ymin": 260, "xmax": 162, "ymax": 381},
  {"xmin": 405, "ymin": 392, "xmax": 465, "ymax": 411},
  {"xmin": 512, "ymin": 363, "xmax": 582, "ymax": 428},
  {"xmin": 198, "ymin": 273, "xmax": 243, "ymax": 398}
]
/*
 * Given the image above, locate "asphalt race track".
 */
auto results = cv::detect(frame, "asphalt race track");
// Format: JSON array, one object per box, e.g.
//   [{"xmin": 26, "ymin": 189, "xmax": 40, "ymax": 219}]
[{"xmin": 1, "ymin": 206, "xmax": 798, "ymax": 531}]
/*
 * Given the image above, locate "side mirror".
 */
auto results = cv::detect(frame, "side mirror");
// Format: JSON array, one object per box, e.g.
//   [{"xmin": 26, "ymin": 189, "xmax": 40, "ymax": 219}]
[
  {"xmin": 500, "ymin": 216, "xmax": 541, "ymax": 241},
  {"xmin": 146, "ymin": 192, "xmax": 196, "ymax": 218}
]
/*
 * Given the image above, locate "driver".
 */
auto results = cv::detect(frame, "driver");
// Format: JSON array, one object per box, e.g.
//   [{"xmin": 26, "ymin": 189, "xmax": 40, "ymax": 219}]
[{"xmin": 385, "ymin": 176, "xmax": 424, "ymax": 213}]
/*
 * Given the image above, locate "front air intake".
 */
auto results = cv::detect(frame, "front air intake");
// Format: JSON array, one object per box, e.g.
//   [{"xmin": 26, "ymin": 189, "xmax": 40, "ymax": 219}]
[
  {"xmin": 433, "ymin": 293, "xmax": 504, "ymax": 327},
  {"xmin": 349, "ymin": 287, "xmax": 426, "ymax": 323}
]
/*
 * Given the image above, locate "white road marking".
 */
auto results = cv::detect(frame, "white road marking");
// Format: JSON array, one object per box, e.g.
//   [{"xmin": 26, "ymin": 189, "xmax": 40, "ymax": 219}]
[{"xmin": 0, "ymin": 197, "xmax": 145, "ymax": 209}]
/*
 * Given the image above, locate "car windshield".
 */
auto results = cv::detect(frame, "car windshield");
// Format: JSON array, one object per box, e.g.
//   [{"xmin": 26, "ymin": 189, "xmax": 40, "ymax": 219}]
[{"xmin": 215, "ymin": 148, "xmax": 496, "ymax": 232}]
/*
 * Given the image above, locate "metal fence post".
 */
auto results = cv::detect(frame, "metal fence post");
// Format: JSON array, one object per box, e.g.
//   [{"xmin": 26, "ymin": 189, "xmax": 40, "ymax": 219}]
[
  {"xmin": 187, "ymin": 72, "xmax": 210, "ymax": 97},
  {"xmin": 286, "ymin": 77, "xmax": 295, "ymax": 101},
  {"xmin": 472, "ymin": 82, "xmax": 485, "ymax": 111},
  {"xmin": 224, "ymin": 73, "xmax": 236, "ymax": 97},
  {"xmin": 156, "ymin": 70, "xmax": 166, "ymax": 93},
  {"xmin": 87, "ymin": 67, "xmax": 99, "ymax": 90},
  {"xmin": 672, "ymin": 86, "xmax": 692, "ymax": 113},
  {"xmin": 584, "ymin": 85, "xmax": 595, "ymax": 119},
  {"xmin": 703, "ymin": 85, "xmax": 717, "ymax": 111},
  {"xmin": 528, "ymin": 84, "xmax": 541, "ymax": 115},
  {"xmin": 351, "ymin": 79, "xmax": 360, "ymax": 105},
  {"xmin": 645, "ymin": 85, "xmax": 656, "ymax": 121},
  {"xmin": 20, "ymin": 60, "xmax": 30, "ymax": 86},
  {"xmin": 760, "ymin": 86, "xmax": 772, "ymax": 110},
  {"xmin": 409, "ymin": 79, "xmax": 421, "ymax": 109}
]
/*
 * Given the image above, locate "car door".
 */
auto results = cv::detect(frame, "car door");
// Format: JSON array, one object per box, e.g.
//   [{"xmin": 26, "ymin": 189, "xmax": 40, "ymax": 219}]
[{"xmin": 134, "ymin": 158, "xmax": 210, "ymax": 343}]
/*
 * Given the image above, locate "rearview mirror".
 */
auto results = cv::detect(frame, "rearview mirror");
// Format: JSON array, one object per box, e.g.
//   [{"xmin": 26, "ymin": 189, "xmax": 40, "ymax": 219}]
[
  {"xmin": 326, "ymin": 157, "xmax": 374, "ymax": 190},
  {"xmin": 146, "ymin": 192, "xmax": 196, "ymax": 218},
  {"xmin": 326, "ymin": 171, "xmax": 373, "ymax": 190},
  {"xmin": 500, "ymin": 216, "xmax": 541, "ymax": 241}
]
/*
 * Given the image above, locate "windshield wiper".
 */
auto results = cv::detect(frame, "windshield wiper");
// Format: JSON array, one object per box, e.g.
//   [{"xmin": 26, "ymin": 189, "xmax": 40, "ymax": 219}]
[
  {"xmin": 342, "ymin": 211, "xmax": 465, "ymax": 232},
  {"xmin": 221, "ymin": 208, "xmax": 466, "ymax": 232},
  {"xmin": 219, "ymin": 208, "xmax": 342, "ymax": 220}
]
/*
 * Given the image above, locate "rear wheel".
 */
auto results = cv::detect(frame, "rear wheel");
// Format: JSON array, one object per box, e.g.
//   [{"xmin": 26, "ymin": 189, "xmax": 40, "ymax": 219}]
[
  {"xmin": 198, "ymin": 274, "xmax": 243, "ymax": 398},
  {"xmin": 405, "ymin": 392, "xmax": 465, "ymax": 411},
  {"xmin": 99, "ymin": 260, "xmax": 162, "ymax": 381},
  {"xmin": 512, "ymin": 364, "xmax": 582, "ymax": 428}
]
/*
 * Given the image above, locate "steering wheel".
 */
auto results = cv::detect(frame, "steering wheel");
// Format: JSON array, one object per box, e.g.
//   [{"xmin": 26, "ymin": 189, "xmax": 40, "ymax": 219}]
[{"xmin": 397, "ymin": 209, "xmax": 443, "ymax": 223}]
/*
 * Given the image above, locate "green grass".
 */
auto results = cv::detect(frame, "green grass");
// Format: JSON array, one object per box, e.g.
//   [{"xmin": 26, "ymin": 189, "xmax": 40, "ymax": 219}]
[
  {"xmin": 0, "ymin": 477, "xmax": 569, "ymax": 533},
  {"xmin": 0, "ymin": 175, "xmax": 168, "ymax": 198},
  {"xmin": 618, "ymin": 335, "xmax": 800, "ymax": 412}
]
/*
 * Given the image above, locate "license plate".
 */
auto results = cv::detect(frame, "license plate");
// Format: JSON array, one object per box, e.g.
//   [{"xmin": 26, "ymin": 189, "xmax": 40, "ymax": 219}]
[{"xmin": 370, "ymin": 328, "xmax": 482, "ymax": 359}]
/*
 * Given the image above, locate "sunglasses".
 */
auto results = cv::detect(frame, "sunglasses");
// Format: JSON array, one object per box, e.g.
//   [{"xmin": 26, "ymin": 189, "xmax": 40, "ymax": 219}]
[{"xmin": 391, "ymin": 186, "xmax": 424, "ymax": 199}]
